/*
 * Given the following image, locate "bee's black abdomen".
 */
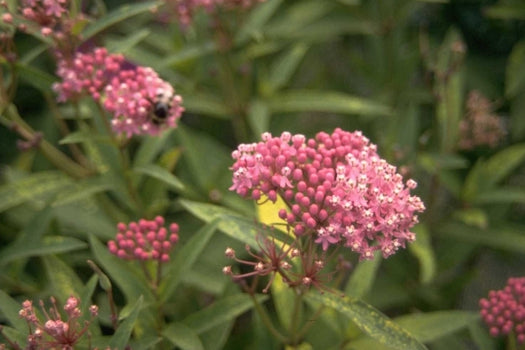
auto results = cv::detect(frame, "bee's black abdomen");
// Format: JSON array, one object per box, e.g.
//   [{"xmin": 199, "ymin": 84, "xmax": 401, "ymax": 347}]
[{"xmin": 154, "ymin": 103, "xmax": 169, "ymax": 119}]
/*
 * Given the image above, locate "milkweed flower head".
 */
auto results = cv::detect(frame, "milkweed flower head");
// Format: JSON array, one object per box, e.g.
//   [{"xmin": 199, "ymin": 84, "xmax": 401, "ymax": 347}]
[
  {"xmin": 229, "ymin": 128, "xmax": 425, "ymax": 261},
  {"xmin": 108, "ymin": 216, "xmax": 180, "ymax": 263},
  {"xmin": 479, "ymin": 277, "xmax": 525, "ymax": 344},
  {"xmin": 53, "ymin": 47, "xmax": 184, "ymax": 137},
  {"xmin": 14, "ymin": 296, "xmax": 99, "ymax": 349},
  {"xmin": 459, "ymin": 90, "xmax": 506, "ymax": 150}
]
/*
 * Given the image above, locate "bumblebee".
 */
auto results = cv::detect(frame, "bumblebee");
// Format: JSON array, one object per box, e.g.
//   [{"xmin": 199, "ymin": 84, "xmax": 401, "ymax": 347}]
[{"xmin": 151, "ymin": 91, "xmax": 173, "ymax": 125}]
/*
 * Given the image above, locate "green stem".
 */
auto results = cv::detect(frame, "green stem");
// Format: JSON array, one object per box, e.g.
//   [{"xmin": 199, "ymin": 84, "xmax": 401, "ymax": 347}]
[
  {"xmin": 1, "ymin": 105, "xmax": 92, "ymax": 179},
  {"xmin": 288, "ymin": 289, "xmax": 304, "ymax": 345},
  {"xmin": 249, "ymin": 293, "xmax": 288, "ymax": 344}
]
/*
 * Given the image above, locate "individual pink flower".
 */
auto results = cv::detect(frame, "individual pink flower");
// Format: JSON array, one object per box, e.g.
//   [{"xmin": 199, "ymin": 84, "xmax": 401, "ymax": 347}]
[
  {"xmin": 229, "ymin": 129, "xmax": 426, "ymax": 260},
  {"xmin": 480, "ymin": 277, "xmax": 525, "ymax": 344},
  {"xmin": 108, "ymin": 216, "xmax": 179, "ymax": 262}
]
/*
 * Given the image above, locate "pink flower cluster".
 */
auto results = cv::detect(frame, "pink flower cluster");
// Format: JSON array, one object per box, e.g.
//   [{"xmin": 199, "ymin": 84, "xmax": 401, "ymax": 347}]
[
  {"xmin": 230, "ymin": 129, "xmax": 425, "ymax": 260},
  {"xmin": 16, "ymin": 296, "xmax": 98, "ymax": 349},
  {"xmin": 167, "ymin": 0, "xmax": 266, "ymax": 27},
  {"xmin": 19, "ymin": 0, "xmax": 69, "ymax": 37},
  {"xmin": 459, "ymin": 90, "xmax": 506, "ymax": 150},
  {"xmin": 53, "ymin": 47, "xmax": 184, "ymax": 137},
  {"xmin": 108, "ymin": 216, "xmax": 179, "ymax": 262},
  {"xmin": 480, "ymin": 277, "xmax": 525, "ymax": 344}
]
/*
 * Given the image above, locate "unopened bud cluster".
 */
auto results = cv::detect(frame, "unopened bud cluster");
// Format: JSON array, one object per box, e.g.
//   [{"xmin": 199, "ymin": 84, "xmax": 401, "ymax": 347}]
[
  {"xmin": 459, "ymin": 90, "xmax": 506, "ymax": 150},
  {"xmin": 108, "ymin": 216, "xmax": 179, "ymax": 262},
  {"xmin": 53, "ymin": 47, "xmax": 184, "ymax": 137},
  {"xmin": 15, "ymin": 296, "xmax": 98, "ymax": 349},
  {"xmin": 230, "ymin": 128, "xmax": 425, "ymax": 261},
  {"xmin": 479, "ymin": 277, "xmax": 525, "ymax": 344}
]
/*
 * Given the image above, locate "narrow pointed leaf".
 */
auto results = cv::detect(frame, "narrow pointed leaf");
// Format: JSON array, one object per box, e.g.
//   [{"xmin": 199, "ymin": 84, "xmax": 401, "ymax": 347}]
[
  {"xmin": 0, "ymin": 236, "xmax": 87, "ymax": 265},
  {"xmin": 43, "ymin": 255, "xmax": 84, "ymax": 301},
  {"xmin": 183, "ymin": 294, "xmax": 268, "ymax": 334},
  {"xmin": 82, "ymin": 1, "xmax": 161, "ymax": 40},
  {"xmin": 345, "ymin": 252, "xmax": 382, "ymax": 298},
  {"xmin": 306, "ymin": 292, "xmax": 426, "ymax": 350},
  {"xmin": 159, "ymin": 220, "xmax": 218, "ymax": 303},
  {"xmin": 267, "ymin": 90, "xmax": 392, "ymax": 117},
  {"xmin": 109, "ymin": 296, "xmax": 143, "ymax": 349},
  {"xmin": 0, "ymin": 290, "xmax": 27, "ymax": 331}
]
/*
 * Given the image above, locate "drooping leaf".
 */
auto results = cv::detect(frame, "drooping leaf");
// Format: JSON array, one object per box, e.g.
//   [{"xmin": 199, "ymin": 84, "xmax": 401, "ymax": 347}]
[
  {"xmin": 181, "ymin": 93, "xmax": 232, "ymax": 119},
  {"xmin": 482, "ymin": 143, "xmax": 525, "ymax": 188},
  {"xmin": 306, "ymin": 292, "xmax": 426, "ymax": 350},
  {"xmin": 265, "ymin": 43, "xmax": 309, "ymax": 94},
  {"xmin": 15, "ymin": 62, "xmax": 57, "ymax": 92},
  {"xmin": 182, "ymin": 294, "xmax": 268, "ymax": 334},
  {"xmin": 162, "ymin": 322, "xmax": 204, "ymax": 350},
  {"xmin": 505, "ymin": 40, "xmax": 525, "ymax": 97},
  {"xmin": 0, "ymin": 236, "xmax": 87, "ymax": 265},
  {"xmin": 159, "ymin": 220, "xmax": 218, "ymax": 303},
  {"xmin": 267, "ymin": 90, "xmax": 392, "ymax": 117}
]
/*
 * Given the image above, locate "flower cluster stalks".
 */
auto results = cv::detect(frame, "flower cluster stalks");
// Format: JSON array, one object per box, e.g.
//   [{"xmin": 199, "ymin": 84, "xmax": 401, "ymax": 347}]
[
  {"xmin": 225, "ymin": 129, "xmax": 425, "ymax": 293},
  {"xmin": 108, "ymin": 216, "xmax": 180, "ymax": 289},
  {"xmin": 480, "ymin": 277, "xmax": 525, "ymax": 346},
  {"xmin": 0, "ymin": 296, "xmax": 99, "ymax": 350}
]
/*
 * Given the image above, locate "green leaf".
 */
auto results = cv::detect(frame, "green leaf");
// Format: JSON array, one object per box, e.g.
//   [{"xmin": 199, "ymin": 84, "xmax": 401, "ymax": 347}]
[
  {"xmin": 133, "ymin": 130, "xmax": 173, "ymax": 169},
  {"xmin": 408, "ymin": 225, "xmax": 436, "ymax": 284},
  {"xmin": 82, "ymin": 1, "xmax": 162, "ymax": 40},
  {"xmin": 473, "ymin": 188, "xmax": 525, "ymax": 204},
  {"xmin": 182, "ymin": 294, "xmax": 268, "ymax": 334},
  {"xmin": 267, "ymin": 90, "xmax": 392, "ymax": 117},
  {"xmin": 109, "ymin": 296, "xmax": 143, "ymax": 349},
  {"xmin": 505, "ymin": 41, "xmax": 525, "ymax": 97},
  {"xmin": 436, "ymin": 222, "xmax": 525, "ymax": 253},
  {"xmin": 0, "ymin": 236, "xmax": 87, "ymax": 265},
  {"xmin": 349, "ymin": 311, "xmax": 478, "ymax": 349},
  {"xmin": 345, "ymin": 251, "xmax": 382, "ymax": 298},
  {"xmin": 88, "ymin": 235, "xmax": 154, "ymax": 302},
  {"xmin": 485, "ymin": 4, "xmax": 525, "ymax": 20},
  {"xmin": 266, "ymin": 43, "xmax": 309, "ymax": 94},
  {"xmin": 0, "ymin": 290, "xmax": 27, "ymax": 331},
  {"xmin": 0, "ymin": 171, "xmax": 69, "ymax": 213},
  {"xmin": 179, "ymin": 199, "xmax": 293, "ymax": 248},
  {"xmin": 51, "ymin": 179, "xmax": 112, "ymax": 207},
  {"xmin": 43, "ymin": 255, "xmax": 84, "ymax": 302},
  {"xmin": 159, "ymin": 41, "xmax": 217, "ymax": 67},
  {"xmin": 133, "ymin": 164, "xmax": 185, "ymax": 192},
  {"xmin": 181, "ymin": 93, "xmax": 232, "ymax": 119},
  {"xmin": 159, "ymin": 220, "xmax": 218, "ymax": 303},
  {"xmin": 235, "ymin": 0, "xmax": 284, "ymax": 45},
  {"xmin": 162, "ymin": 323, "xmax": 204, "ymax": 350},
  {"xmin": 15, "ymin": 62, "xmax": 57, "ymax": 92},
  {"xmin": 247, "ymin": 99, "xmax": 271, "ymax": 137},
  {"xmin": 482, "ymin": 143, "xmax": 525, "ymax": 188},
  {"xmin": 59, "ymin": 130, "xmax": 109, "ymax": 145},
  {"xmin": 107, "ymin": 28, "xmax": 151, "ymax": 53},
  {"xmin": 306, "ymin": 292, "xmax": 426, "ymax": 350}
]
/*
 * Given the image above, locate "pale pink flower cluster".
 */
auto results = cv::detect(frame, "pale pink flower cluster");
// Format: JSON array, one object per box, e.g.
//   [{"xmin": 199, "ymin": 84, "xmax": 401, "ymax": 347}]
[
  {"xmin": 480, "ymin": 277, "xmax": 525, "ymax": 344},
  {"xmin": 53, "ymin": 47, "xmax": 184, "ymax": 137},
  {"xmin": 230, "ymin": 128, "xmax": 425, "ymax": 260},
  {"xmin": 459, "ymin": 90, "xmax": 506, "ymax": 150},
  {"xmin": 19, "ymin": 0, "xmax": 69, "ymax": 37},
  {"xmin": 108, "ymin": 216, "xmax": 179, "ymax": 262},
  {"xmin": 167, "ymin": 0, "xmax": 266, "ymax": 27},
  {"xmin": 16, "ymin": 296, "xmax": 98, "ymax": 349}
]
